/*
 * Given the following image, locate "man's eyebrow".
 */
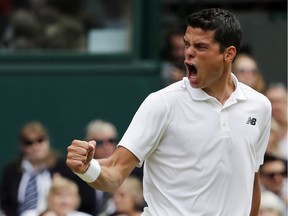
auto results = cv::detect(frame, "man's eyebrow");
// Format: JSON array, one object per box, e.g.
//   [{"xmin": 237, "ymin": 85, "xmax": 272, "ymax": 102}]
[{"xmin": 194, "ymin": 41, "xmax": 209, "ymax": 46}]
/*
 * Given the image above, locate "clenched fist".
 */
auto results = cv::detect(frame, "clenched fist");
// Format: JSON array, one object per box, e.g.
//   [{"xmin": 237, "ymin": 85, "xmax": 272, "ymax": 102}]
[{"xmin": 66, "ymin": 140, "xmax": 96, "ymax": 174}]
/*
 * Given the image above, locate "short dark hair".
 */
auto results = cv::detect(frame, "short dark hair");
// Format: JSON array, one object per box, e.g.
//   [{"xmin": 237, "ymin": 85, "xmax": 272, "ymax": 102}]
[
  {"xmin": 186, "ymin": 8, "xmax": 242, "ymax": 53},
  {"xmin": 260, "ymin": 153, "xmax": 287, "ymax": 173},
  {"xmin": 263, "ymin": 153, "xmax": 286, "ymax": 164}
]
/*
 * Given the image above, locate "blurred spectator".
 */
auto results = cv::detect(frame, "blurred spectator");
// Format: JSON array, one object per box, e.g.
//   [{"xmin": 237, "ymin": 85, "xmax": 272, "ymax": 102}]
[
  {"xmin": 0, "ymin": 121, "xmax": 60, "ymax": 216},
  {"xmin": 84, "ymin": 119, "xmax": 119, "ymax": 216},
  {"xmin": 23, "ymin": 175, "xmax": 91, "ymax": 216},
  {"xmin": 0, "ymin": 0, "xmax": 132, "ymax": 51},
  {"xmin": 81, "ymin": 119, "xmax": 143, "ymax": 216},
  {"xmin": 85, "ymin": 119, "xmax": 118, "ymax": 160},
  {"xmin": 265, "ymin": 83, "xmax": 287, "ymax": 160},
  {"xmin": 160, "ymin": 27, "xmax": 186, "ymax": 86},
  {"xmin": 109, "ymin": 176, "xmax": 144, "ymax": 216},
  {"xmin": 266, "ymin": 118, "xmax": 282, "ymax": 158},
  {"xmin": 259, "ymin": 154, "xmax": 287, "ymax": 206},
  {"xmin": 85, "ymin": 119, "xmax": 143, "ymax": 181},
  {"xmin": 50, "ymin": 119, "xmax": 122, "ymax": 215},
  {"xmin": 80, "ymin": 0, "xmax": 131, "ymax": 29},
  {"xmin": 232, "ymin": 53, "xmax": 266, "ymax": 93},
  {"xmin": 259, "ymin": 190, "xmax": 285, "ymax": 216},
  {"xmin": 42, "ymin": 15, "xmax": 86, "ymax": 50},
  {"xmin": 2, "ymin": 9, "xmax": 43, "ymax": 50}
]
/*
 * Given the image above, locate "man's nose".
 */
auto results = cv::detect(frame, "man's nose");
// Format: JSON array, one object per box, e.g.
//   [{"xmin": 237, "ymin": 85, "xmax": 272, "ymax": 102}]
[{"xmin": 185, "ymin": 46, "xmax": 196, "ymax": 58}]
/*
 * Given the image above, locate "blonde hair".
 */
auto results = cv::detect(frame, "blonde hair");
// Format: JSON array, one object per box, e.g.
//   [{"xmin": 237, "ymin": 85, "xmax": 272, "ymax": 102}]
[
  {"xmin": 19, "ymin": 121, "xmax": 59, "ymax": 168},
  {"xmin": 233, "ymin": 53, "xmax": 266, "ymax": 93},
  {"xmin": 19, "ymin": 121, "xmax": 49, "ymax": 143},
  {"xmin": 47, "ymin": 175, "xmax": 81, "ymax": 209},
  {"xmin": 85, "ymin": 119, "xmax": 118, "ymax": 140},
  {"xmin": 120, "ymin": 176, "xmax": 143, "ymax": 208}
]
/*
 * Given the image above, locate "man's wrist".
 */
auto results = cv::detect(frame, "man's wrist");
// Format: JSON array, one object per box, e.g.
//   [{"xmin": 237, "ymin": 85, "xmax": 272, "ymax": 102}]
[{"xmin": 74, "ymin": 159, "xmax": 101, "ymax": 183}]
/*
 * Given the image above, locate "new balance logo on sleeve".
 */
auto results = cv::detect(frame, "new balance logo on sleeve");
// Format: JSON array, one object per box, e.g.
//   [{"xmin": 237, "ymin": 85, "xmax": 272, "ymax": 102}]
[{"xmin": 246, "ymin": 117, "xmax": 257, "ymax": 125}]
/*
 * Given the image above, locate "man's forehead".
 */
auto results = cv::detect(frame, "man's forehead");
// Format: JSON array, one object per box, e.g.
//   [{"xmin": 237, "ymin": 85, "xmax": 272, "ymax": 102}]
[{"xmin": 184, "ymin": 27, "xmax": 216, "ymax": 43}]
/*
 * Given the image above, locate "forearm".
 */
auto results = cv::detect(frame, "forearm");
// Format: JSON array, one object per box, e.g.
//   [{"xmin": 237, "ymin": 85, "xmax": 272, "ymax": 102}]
[
  {"xmin": 67, "ymin": 142, "xmax": 139, "ymax": 192},
  {"xmin": 86, "ymin": 147, "xmax": 139, "ymax": 192},
  {"xmin": 250, "ymin": 173, "xmax": 261, "ymax": 216},
  {"xmin": 88, "ymin": 158, "xmax": 127, "ymax": 192}
]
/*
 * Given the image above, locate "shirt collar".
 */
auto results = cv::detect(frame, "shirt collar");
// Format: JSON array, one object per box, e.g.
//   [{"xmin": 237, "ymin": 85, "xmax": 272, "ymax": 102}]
[
  {"xmin": 183, "ymin": 73, "xmax": 248, "ymax": 101},
  {"xmin": 231, "ymin": 73, "xmax": 247, "ymax": 101},
  {"xmin": 21, "ymin": 159, "xmax": 47, "ymax": 175}
]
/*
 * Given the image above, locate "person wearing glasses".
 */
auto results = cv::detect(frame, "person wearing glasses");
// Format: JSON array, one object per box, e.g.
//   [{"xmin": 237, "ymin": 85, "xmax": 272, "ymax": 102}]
[
  {"xmin": 259, "ymin": 154, "xmax": 287, "ymax": 208},
  {"xmin": 265, "ymin": 83, "xmax": 288, "ymax": 161},
  {"xmin": 66, "ymin": 8, "xmax": 271, "ymax": 215},
  {"xmin": 84, "ymin": 119, "xmax": 118, "ymax": 216},
  {"xmin": 0, "ymin": 121, "xmax": 60, "ymax": 216},
  {"xmin": 85, "ymin": 119, "xmax": 118, "ymax": 160}
]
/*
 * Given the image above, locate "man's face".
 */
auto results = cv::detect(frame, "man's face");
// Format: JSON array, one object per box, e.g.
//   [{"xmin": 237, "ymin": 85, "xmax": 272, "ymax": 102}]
[
  {"xmin": 233, "ymin": 56, "xmax": 258, "ymax": 88},
  {"xmin": 48, "ymin": 188, "xmax": 79, "ymax": 216},
  {"xmin": 21, "ymin": 132, "xmax": 50, "ymax": 164},
  {"xmin": 91, "ymin": 130, "xmax": 117, "ymax": 159},
  {"xmin": 260, "ymin": 160, "xmax": 286, "ymax": 194},
  {"xmin": 183, "ymin": 26, "xmax": 228, "ymax": 90},
  {"xmin": 113, "ymin": 185, "xmax": 135, "ymax": 214},
  {"xmin": 265, "ymin": 88, "xmax": 287, "ymax": 124}
]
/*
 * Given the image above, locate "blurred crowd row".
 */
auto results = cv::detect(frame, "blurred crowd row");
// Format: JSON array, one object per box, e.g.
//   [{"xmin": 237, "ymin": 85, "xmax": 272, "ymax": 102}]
[
  {"xmin": 0, "ymin": 0, "xmax": 130, "ymax": 50},
  {"xmin": 0, "ymin": 102, "xmax": 287, "ymax": 216},
  {"xmin": 0, "ymin": 120, "xmax": 145, "ymax": 216}
]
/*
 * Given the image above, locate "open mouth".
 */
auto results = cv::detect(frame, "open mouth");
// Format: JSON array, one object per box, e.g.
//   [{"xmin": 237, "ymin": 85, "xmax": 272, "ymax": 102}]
[{"xmin": 186, "ymin": 63, "xmax": 198, "ymax": 75}]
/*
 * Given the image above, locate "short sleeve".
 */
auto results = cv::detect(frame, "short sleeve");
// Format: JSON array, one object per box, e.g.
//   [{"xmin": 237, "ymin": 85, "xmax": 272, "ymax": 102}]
[
  {"xmin": 118, "ymin": 92, "xmax": 169, "ymax": 167},
  {"xmin": 254, "ymin": 100, "xmax": 272, "ymax": 171}
]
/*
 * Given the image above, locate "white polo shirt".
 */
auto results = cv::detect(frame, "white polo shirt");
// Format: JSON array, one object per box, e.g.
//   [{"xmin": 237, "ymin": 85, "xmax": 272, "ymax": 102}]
[{"xmin": 118, "ymin": 75, "xmax": 271, "ymax": 216}]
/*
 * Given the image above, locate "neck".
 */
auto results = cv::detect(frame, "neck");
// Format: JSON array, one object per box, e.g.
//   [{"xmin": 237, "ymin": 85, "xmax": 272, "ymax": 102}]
[
  {"xmin": 203, "ymin": 72, "xmax": 235, "ymax": 104},
  {"xmin": 130, "ymin": 211, "xmax": 142, "ymax": 216}
]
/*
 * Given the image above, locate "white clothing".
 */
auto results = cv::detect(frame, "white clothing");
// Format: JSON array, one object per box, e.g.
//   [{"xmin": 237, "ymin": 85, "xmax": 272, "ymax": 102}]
[
  {"xmin": 118, "ymin": 75, "xmax": 271, "ymax": 216},
  {"xmin": 18, "ymin": 159, "xmax": 52, "ymax": 214},
  {"xmin": 22, "ymin": 209, "xmax": 92, "ymax": 216}
]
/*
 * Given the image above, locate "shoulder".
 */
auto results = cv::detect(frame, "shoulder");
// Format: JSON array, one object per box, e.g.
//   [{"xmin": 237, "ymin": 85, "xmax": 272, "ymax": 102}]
[
  {"xmin": 3, "ymin": 157, "xmax": 23, "ymax": 173},
  {"xmin": 239, "ymin": 82, "xmax": 271, "ymax": 108},
  {"xmin": 147, "ymin": 80, "xmax": 187, "ymax": 103},
  {"xmin": 141, "ymin": 80, "xmax": 186, "ymax": 112},
  {"xmin": 157, "ymin": 79, "xmax": 186, "ymax": 95}
]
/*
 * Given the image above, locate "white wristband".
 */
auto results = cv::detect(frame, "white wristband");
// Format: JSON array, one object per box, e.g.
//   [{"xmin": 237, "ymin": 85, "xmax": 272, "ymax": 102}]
[{"xmin": 75, "ymin": 159, "xmax": 101, "ymax": 183}]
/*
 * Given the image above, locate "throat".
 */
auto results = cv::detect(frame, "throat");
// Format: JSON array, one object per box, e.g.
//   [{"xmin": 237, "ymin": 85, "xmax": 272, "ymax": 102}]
[{"xmin": 204, "ymin": 80, "xmax": 235, "ymax": 105}]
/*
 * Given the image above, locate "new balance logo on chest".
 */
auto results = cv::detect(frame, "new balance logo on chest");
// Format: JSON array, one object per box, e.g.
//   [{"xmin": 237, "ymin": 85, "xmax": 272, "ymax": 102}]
[{"xmin": 246, "ymin": 117, "xmax": 257, "ymax": 125}]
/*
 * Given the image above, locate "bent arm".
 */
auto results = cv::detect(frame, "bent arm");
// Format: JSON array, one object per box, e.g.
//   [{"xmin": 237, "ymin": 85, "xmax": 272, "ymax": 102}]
[
  {"xmin": 250, "ymin": 172, "xmax": 261, "ymax": 216},
  {"xmin": 88, "ymin": 146, "xmax": 139, "ymax": 191}
]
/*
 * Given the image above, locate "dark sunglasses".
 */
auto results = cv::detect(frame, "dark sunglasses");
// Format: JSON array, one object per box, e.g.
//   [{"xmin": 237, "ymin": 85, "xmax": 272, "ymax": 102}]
[
  {"xmin": 22, "ymin": 137, "xmax": 46, "ymax": 146},
  {"xmin": 95, "ymin": 138, "xmax": 116, "ymax": 146},
  {"xmin": 261, "ymin": 171, "xmax": 286, "ymax": 179}
]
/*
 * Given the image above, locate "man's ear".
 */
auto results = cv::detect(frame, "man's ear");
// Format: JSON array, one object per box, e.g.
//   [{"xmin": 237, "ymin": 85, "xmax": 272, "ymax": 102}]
[{"xmin": 224, "ymin": 46, "xmax": 236, "ymax": 62}]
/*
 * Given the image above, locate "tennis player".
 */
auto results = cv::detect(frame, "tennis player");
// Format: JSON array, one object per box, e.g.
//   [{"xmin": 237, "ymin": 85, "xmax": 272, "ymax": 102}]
[{"xmin": 66, "ymin": 8, "xmax": 271, "ymax": 216}]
